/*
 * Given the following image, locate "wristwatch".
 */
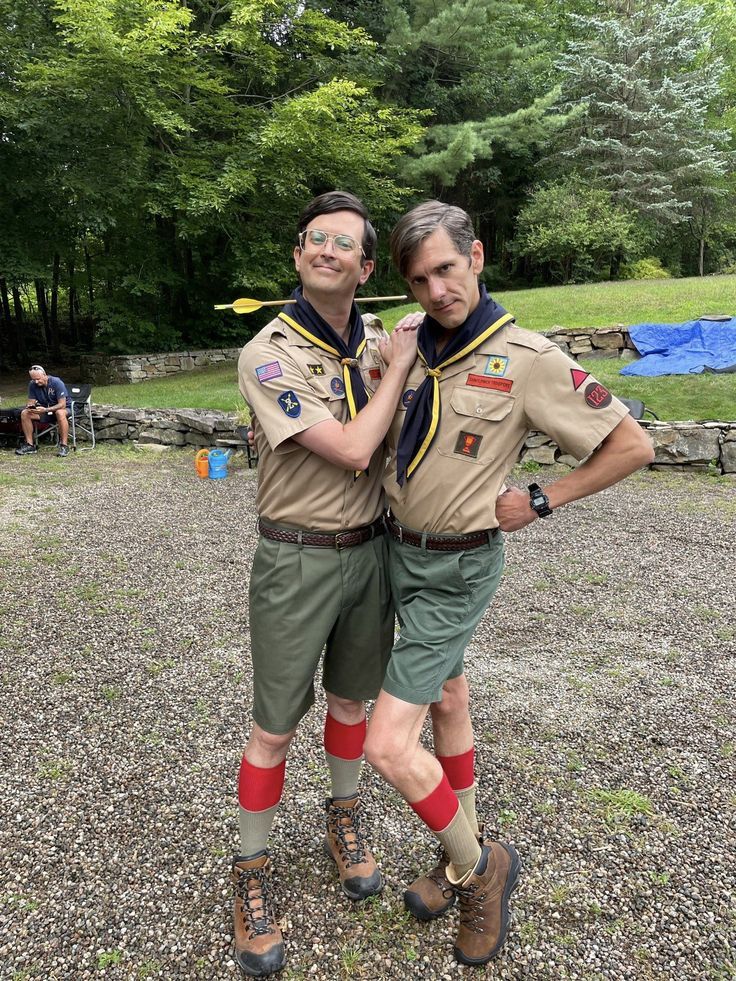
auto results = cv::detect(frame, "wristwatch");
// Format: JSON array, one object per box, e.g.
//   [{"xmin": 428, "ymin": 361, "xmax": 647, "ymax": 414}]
[{"xmin": 528, "ymin": 483, "xmax": 553, "ymax": 518}]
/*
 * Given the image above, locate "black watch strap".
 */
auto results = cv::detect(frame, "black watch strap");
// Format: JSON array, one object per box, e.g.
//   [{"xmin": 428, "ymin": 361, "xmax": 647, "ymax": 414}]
[{"xmin": 528, "ymin": 482, "xmax": 553, "ymax": 518}]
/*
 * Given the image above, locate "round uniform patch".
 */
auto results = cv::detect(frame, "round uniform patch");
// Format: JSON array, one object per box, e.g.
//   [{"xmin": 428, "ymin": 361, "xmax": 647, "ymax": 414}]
[
  {"xmin": 330, "ymin": 376, "xmax": 345, "ymax": 397},
  {"xmin": 402, "ymin": 389, "xmax": 416, "ymax": 408},
  {"xmin": 584, "ymin": 381, "xmax": 612, "ymax": 409}
]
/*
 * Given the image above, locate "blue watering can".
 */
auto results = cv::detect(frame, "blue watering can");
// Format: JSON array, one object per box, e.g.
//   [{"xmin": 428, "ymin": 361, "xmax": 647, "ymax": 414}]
[{"xmin": 207, "ymin": 448, "xmax": 232, "ymax": 479}]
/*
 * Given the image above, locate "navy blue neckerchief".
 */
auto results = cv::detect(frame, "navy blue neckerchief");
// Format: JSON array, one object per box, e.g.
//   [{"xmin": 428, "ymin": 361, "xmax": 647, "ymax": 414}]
[
  {"xmin": 278, "ymin": 286, "xmax": 369, "ymax": 418},
  {"xmin": 396, "ymin": 284, "xmax": 513, "ymax": 486}
]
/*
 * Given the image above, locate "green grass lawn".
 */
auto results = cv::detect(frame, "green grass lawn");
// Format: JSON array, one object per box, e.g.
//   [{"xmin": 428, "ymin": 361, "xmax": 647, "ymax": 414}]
[
  {"xmin": 378, "ymin": 273, "xmax": 736, "ymax": 332},
  {"xmin": 578, "ymin": 359, "xmax": 735, "ymax": 422}
]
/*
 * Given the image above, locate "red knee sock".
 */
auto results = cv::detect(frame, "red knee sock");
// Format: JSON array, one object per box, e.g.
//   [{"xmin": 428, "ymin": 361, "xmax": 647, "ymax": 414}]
[
  {"xmin": 238, "ymin": 756, "xmax": 286, "ymax": 812},
  {"xmin": 437, "ymin": 747, "xmax": 475, "ymax": 792},
  {"xmin": 323, "ymin": 712, "xmax": 366, "ymax": 761},
  {"xmin": 409, "ymin": 774, "xmax": 460, "ymax": 833}
]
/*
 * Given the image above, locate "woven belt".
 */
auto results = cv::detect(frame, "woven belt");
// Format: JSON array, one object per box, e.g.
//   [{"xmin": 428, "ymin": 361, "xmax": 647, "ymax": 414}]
[
  {"xmin": 258, "ymin": 515, "xmax": 386, "ymax": 550},
  {"xmin": 386, "ymin": 513, "xmax": 498, "ymax": 551}
]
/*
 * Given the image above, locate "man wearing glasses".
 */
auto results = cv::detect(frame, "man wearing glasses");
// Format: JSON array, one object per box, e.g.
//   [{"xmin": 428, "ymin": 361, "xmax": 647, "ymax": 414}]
[
  {"xmin": 16, "ymin": 365, "xmax": 70, "ymax": 457},
  {"xmin": 233, "ymin": 191, "xmax": 417, "ymax": 976}
]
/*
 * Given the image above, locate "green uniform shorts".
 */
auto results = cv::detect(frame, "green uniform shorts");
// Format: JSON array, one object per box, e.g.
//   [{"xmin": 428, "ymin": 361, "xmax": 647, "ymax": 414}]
[
  {"xmin": 383, "ymin": 531, "xmax": 505, "ymax": 706},
  {"xmin": 249, "ymin": 529, "xmax": 394, "ymax": 734}
]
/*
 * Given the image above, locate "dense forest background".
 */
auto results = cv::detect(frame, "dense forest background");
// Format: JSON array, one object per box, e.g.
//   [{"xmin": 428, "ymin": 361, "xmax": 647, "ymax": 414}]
[{"xmin": 2, "ymin": 0, "xmax": 735, "ymax": 364}]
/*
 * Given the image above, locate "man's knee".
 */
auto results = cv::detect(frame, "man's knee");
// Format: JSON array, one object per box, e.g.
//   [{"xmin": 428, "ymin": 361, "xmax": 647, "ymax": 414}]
[
  {"xmin": 432, "ymin": 675, "xmax": 470, "ymax": 720},
  {"xmin": 246, "ymin": 724, "xmax": 295, "ymax": 764},
  {"xmin": 325, "ymin": 692, "xmax": 365, "ymax": 725}
]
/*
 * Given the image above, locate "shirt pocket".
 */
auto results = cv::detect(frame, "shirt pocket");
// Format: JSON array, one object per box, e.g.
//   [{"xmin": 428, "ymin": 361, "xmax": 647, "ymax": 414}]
[{"xmin": 436, "ymin": 387, "xmax": 515, "ymax": 465}]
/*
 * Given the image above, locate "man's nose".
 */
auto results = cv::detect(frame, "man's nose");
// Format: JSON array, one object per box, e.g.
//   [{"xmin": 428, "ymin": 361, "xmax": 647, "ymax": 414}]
[
  {"xmin": 427, "ymin": 276, "xmax": 446, "ymax": 302},
  {"xmin": 319, "ymin": 236, "xmax": 337, "ymax": 257}
]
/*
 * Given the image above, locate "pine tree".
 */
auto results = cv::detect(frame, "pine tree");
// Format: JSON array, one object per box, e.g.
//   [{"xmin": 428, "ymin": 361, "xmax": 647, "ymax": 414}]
[{"xmin": 556, "ymin": 0, "xmax": 730, "ymax": 226}]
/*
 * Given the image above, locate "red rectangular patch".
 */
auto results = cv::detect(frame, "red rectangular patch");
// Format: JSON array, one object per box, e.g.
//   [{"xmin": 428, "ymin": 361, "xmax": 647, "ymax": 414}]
[
  {"xmin": 467, "ymin": 374, "xmax": 513, "ymax": 393},
  {"xmin": 369, "ymin": 368, "xmax": 382, "ymax": 380}
]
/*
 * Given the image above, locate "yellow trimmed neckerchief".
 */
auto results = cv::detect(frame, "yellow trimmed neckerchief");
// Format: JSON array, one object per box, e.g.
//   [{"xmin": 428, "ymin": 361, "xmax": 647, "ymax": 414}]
[
  {"xmin": 278, "ymin": 287, "xmax": 371, "ymax": 477},
  {"xmin": 396, "ymin": 286, "xmax": 513, "ymax": 485},
  {"xmin": 278, "ymin": 312, "xmax": 368, "ymax": 419}
]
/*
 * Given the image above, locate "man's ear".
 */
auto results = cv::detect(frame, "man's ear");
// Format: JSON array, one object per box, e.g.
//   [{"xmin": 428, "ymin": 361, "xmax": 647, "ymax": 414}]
[
  {"xmin": 470, "ymin": 240, "xmax": 484, "ymax": 275},
  {"xmin": 293, "ymin": 245, "xmax": 302, "ymax": 274},
  {"xmin": 358, "ymin": 259, "xmax": 375, "ymax": 285}
]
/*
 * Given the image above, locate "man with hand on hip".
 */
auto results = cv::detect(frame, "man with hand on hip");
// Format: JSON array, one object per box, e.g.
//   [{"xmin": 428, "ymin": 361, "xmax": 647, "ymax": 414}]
[
  {"xmin": 234, "ymin": 191, "xmax": 417, "ymax": 977},
  {"xmin": 364, "ymin": 200, "xmax": 654, "ymax": 967}
]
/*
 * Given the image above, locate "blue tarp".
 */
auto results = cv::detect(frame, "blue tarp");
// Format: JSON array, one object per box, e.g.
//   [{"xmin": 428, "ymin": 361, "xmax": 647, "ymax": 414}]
[{"xmin": 620, "ymin": 317, "xmax": 736, "ymax": 376}]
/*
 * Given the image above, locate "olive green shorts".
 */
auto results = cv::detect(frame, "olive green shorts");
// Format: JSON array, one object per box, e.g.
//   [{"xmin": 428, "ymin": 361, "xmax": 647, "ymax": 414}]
[
  {"xmin": 383, "ymin": 532, "xmax": 505, "ymax": 706},
  {"xmin": 249, "ymin": 530, "xmax": 394, "ymax": 734}
]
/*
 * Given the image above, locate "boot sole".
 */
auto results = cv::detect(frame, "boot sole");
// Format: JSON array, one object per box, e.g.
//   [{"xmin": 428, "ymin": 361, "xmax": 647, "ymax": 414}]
[
  {"xmin": 403, "ymin": 888, "xmax": 455, "ymax": 921},
  {"xmin": 453, "ymin": 844, "xmax": 522, "ymax": 967},
  {"xmin": 322, "ymin": 839, "xmax": 383, "ymax": 901}
]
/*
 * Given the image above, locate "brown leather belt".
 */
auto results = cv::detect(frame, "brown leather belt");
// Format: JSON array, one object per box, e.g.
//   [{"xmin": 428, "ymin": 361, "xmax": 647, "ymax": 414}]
[
  {"xmin": 258, "ymin": 515, "xmax": 386, "ymax": 550},
  {"xmin": 386, "ymin": 513, "xmax": 498, "ymax": 552}
]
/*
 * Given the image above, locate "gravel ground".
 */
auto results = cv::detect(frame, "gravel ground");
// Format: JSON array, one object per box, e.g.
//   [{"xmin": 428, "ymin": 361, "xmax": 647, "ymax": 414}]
[{"xmin": 0, "ymin": 446, "xmax": 734, "ymax": 981}]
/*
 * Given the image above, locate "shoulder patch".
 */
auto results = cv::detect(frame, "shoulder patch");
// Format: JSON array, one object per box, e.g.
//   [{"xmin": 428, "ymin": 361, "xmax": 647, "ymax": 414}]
[
  {"xmin": 584, "ymin": 381, "xmax": 612, "ymax": 409},
  {"xmin": 277, "ymin": 391, "xmax": 301, "ymax": 417},
  {"xmin": 255, "ymin": 361, "xmax": 283, "ymax": 383},
  {"xmin": 307, "ymin": 363, "xmax": 325, "ymax": 376},
  {"xmin": 330, "ymin": 377, "xmax": 346, "ymax": 397},
  {"xmin": 571, "ymin": 368, "xmax": 589, "ymax": 391}
]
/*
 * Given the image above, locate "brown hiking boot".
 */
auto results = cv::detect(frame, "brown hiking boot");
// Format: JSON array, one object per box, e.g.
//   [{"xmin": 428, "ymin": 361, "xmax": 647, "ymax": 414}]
[
  {"xmin": 453, "ymin": 842, "xmax": 521, "ymax": 966},
  {"xmin": 323, "ymin": 795, "xmax": 382, "ymax": 900},
  {"xmin": 403, "ymin": 844, "xmax": 455, "ymax": 921},
  {"xmin": 231, "ymin": 851, "xmax": 286, "ymax": 977},
  {"xmin": 404, "ymin": 823, "xmax": 487, "ymax": 921}
]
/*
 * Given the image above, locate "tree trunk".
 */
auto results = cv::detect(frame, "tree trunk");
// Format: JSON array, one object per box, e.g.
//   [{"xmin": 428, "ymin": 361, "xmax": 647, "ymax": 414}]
[
  {"xmin": 35, "ymin": 279, "xmax": 51, "ymax": 351},
  {"xmin": 50, "ymin": 253, "xmax": 61, "ymax": 360},
  {"xmin": 0, "ymin": 278, "xmax": 11, "ymax": 327},
  {"xmin": 12, "ymin": 285, "xmax": 24, "ymax": 323},
  {"xmin": 699, "ymin": 238, "xmax": 705, "ymax": 277},
  {"xmin": 84, "ymin": 245, "xmax": 95, "ymax": 308},
  {"xmin": 68, "ymin": 259, "xmax": 79, "ymax": 347}
]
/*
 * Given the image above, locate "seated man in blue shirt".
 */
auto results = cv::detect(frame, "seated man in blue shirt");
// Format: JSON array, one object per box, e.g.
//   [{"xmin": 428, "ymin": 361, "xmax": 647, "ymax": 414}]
[{"xmin": 16, "ymin": 365, "xmax": 71, "ymax": 457}]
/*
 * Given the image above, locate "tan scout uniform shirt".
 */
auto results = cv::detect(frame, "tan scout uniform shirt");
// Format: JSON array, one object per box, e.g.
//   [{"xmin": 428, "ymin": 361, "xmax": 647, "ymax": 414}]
[
  {"xmin": 239, "ymin": 313, "xmax": 389, "ymax": 532},
  {"xmin": 384, "ymin": 324, "xmax": 629, "ymax": 535}
]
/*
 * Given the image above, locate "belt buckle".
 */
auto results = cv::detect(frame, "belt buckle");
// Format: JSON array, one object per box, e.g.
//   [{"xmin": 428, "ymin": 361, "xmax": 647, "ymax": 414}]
[{"xmin": 334, "ymin": 531, "xmax": 350, "ymax": 550}]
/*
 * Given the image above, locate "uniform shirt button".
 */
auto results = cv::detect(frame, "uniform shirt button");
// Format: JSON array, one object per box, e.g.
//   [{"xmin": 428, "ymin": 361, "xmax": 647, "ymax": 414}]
[{"xmin": 476, "ymin": 406, "xmax": 483, "ymax": 414}]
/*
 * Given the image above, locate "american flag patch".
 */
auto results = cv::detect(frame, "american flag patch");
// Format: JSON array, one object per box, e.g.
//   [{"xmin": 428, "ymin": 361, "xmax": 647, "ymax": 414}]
[{"xmin": 256, "ymin": 361, "xmax": 283, "ymax": 383}]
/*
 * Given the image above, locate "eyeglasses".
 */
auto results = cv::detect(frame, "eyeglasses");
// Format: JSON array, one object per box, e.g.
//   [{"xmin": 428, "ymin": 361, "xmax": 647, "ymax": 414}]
[{"xmin": 298, "ymin": 229, "xmax": 365, "ymax": 257}]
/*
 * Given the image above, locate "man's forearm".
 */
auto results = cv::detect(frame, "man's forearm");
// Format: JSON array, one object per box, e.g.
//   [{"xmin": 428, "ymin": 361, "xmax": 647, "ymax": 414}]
[{"xmin": 546, "ymin": 415, "xmax": 654, "ymax": 510}]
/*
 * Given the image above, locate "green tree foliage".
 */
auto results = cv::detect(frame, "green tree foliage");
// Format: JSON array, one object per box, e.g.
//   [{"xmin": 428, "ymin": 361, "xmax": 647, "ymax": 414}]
[
  {"xmin": 556, "ymin": 0, "xmax": 731, "ymax": 227},
  {"xmin": 513, "ymin": 179, "xmax": 641, "ymax": 283},
  {"xmin": 0, "ymin": 0, "xmax": 421, "ymax": 360}
]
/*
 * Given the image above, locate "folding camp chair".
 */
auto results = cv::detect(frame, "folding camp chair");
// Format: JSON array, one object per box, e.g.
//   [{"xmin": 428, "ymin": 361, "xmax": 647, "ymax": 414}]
[
  {"xmin": 35, "ymin": 384, "xmax": 96, "ymax": 449},
  {"xmin": 618, "ymin": 397, "xmax": 659, "ymax": 421}
]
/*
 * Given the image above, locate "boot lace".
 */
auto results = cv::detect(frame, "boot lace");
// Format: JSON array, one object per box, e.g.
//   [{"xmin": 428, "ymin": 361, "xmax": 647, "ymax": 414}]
[
  {"xmin": 426, "ymin": 845, "xmax": 454, "ymax": 898},
  {"xmin": 455, "ymin": 877, "xmax": 489, "ymax": 934},
  {"xmin": 328, "ymin": 803, "xmax": 367, "ymax": 868},
  {"xmin": 235, "ymin": 865, "xmax": 277, "ymax": 937}
]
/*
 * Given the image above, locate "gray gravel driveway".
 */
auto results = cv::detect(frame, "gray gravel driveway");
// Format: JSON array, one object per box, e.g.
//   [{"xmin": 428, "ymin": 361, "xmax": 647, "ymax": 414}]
[{"xmin": 0, "ymin": 447, "xmax": 734, "ymax": 980}]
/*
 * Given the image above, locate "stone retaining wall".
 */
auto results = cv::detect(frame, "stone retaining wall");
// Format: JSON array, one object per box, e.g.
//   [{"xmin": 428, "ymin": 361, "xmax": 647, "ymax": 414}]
[
  {"xmin": 81, "ymin": 348, "xmax": 241, "ymax": 385},
  {"xmin": 89, "ymin": 406, "xmax": 736, "ymax": 473},
  {"xmin": 543, "ymin": 326, "xmax": 638, "ymax": 361}
]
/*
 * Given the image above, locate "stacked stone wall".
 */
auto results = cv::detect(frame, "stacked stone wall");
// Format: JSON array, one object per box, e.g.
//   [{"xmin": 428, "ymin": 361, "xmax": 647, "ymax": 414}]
[
  {"xmin": 88, "ymin": 406, "xmax": 736, "ymax": 473},
  {"xmin": 81, "ymin": 348, "xmax": 241, "ymax": 385}
]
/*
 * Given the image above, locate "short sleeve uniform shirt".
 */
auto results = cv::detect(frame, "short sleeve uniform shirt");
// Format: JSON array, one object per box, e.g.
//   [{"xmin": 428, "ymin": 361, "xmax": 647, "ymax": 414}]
[
  {"xmin": 384, "ymin": 324, "xmax": 629, "ymax": 534},
  {"xmin": 28, "ymin": 376, "xmax": 69, "ymax": 407},
  {"xmin": 239, "ymin": 313, "xmax": 389, "ymax": 532}
]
